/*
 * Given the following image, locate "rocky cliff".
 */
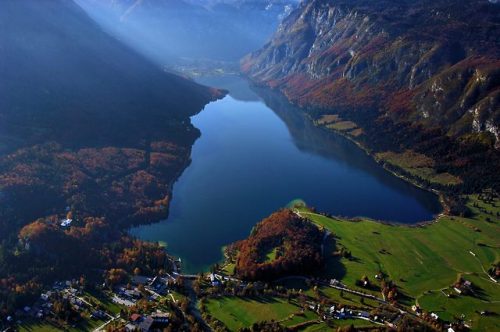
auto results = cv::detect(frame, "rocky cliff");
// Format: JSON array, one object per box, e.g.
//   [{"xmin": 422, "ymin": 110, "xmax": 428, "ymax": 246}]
[{"xmin": 243, "ymin": 0, "xmax": 500, "ymax": 191}]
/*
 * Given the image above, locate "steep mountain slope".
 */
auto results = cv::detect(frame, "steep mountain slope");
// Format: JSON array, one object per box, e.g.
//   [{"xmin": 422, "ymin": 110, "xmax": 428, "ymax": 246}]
[
  {"xmin": 243, "ymin": 0, "xmax": 500, "ymax": 191},
  {"xmin": 75, "ymin": 0, "xmax": 297, "ymax": 63},
  {"xmin": 0, "ymin": 0, "xmax": 219, "ymax": 151},
  {"xmin": 0, "ymin": 0, "xmax": 225, "ymax": 230},
  {"xmin": 0, "ymin": 0, "xmax": 222, "ymax": 299}
]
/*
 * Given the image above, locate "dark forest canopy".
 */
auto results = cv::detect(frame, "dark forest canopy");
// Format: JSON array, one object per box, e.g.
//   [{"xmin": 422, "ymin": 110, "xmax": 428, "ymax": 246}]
[
  {"xmin": 0, "ymin": 0, "xmax": 222, "ymax": 313},
  {"xmin": 232, "ymin": 209, "xmax": 324, "ymax": 281}
]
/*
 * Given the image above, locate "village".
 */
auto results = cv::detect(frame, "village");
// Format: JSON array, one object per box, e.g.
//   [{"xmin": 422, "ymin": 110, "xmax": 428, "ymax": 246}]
[
  {"xmin": 0, "ymin": 269, "xmax": 414, "ymax": 331},
  {"xmin": 4, "ymin": 196, "xmax": 498, "ymax": 332},
  {"xmin": 6, "ymin": 206, "xmax": 498, "ymax": 332},
  {"xmin": 1, "ymin": 252, "xmax": 490, "ymax": 332}
]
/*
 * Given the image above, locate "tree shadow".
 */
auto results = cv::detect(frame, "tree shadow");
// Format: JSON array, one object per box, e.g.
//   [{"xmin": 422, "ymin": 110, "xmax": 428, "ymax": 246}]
[{"xmin": 316, "ymin": 237, "xmax": 347, "ymax": 280}]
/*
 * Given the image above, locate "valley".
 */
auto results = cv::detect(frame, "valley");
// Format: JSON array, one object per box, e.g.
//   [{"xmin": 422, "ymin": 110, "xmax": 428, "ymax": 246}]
[
  {"xmin": 242, "ymin": 0, "xmax": 500, "ymax": 193},
  {"xmin": 130, "ymin": 75, "xmax": 441, "ymax": 273},
  {"xmin": 0, "ymin": 0, "xmax": 498, "ymax": 331},
  {"xmin": 204, "ymin": 194, "xmax": 499, "ymax": 331}
]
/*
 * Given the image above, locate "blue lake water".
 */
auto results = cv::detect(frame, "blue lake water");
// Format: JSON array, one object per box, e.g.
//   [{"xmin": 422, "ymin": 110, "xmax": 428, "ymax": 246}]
[{"xmin": 131, "ymin": 75, "xmax": 441, "ymax": 273}]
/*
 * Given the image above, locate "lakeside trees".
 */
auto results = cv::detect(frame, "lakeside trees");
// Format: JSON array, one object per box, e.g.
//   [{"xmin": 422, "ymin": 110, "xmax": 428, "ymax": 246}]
[{"xmin": 233, "ymin": 209, "xmax": 324, "ymax": 281}]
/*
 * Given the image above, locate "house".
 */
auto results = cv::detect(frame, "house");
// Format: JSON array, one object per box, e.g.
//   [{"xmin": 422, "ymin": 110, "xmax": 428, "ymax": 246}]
[
  {"xmin": 151, "ymin": 278, "xmax": 168, "ymax": 295},
  {"xmin": 60, "ymin": 218, "xmax": 72, "ymax": 227},
  {"xmin": 130, "ymin": 313, "xmax": 142, "ymax": 323},
  {"xmin": 124, "ymin": 289, "xmax": 142, "ymax": 299},
  {"xmin": 391, "ymin": 315, "xmax": 402, "ymax": 328},
  {"xmin": 132, "ymin": 275, "xmax": 150, "ymax": 285},
  {"xmin": 149, "ymin": 276, "xmax": 159, "ymax": 287},
  {"xmin": 152, "ymin": 312, "xmax": 169, "ymax": 328},
  {"xmin": 430, "ymin": 312, "xmax": 439, "ymax": 320},
  {"xmin": 92, "ymin": 310, "xmax": 107, "ymax": 320},
  {"xmin": 152, "ymin": 312, "xmax": 169, "ymax": 323},
  {"xmin": 125, "ymin": 323, "xmax": 137, "ymax": 332},
  {"xmin": 138, "ymin": 316, "xmax": 154, "ymax": 332},
  {"xmin": 209, "ymin": 273, "xmax": 220, "ymax": 287},
  {"xmin": 358, "ymin": 311, "xmax": 370, "ymax": 319},
  {"xmin": 70, "ymin": 297, "xmax": 83, "ymax": 307},
  {"xmin": 40, "ymin": 292, "xmax": 52, "ymax": 301}
]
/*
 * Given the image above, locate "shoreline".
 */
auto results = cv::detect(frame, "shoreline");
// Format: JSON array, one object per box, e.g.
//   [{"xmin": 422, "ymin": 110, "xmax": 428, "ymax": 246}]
[
  {"xmin": 244, "ymin": 76, "xmax": 451, "ymax": 220},
  {"xmin": 311, "ymin": 121, "xmax": 450, "ymax": 222},
  {"xmin": 133, "ymin": 74, "xmax": 450, "ymax": 275}
]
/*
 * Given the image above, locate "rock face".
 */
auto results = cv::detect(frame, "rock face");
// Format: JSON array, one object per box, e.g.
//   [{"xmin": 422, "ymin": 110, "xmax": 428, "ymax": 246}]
[
  {"xmin": 243, "ymin": 0, "xmax": 500, "ymax": 190},
  {"xmin": 244, "ymin": 0, "xmax": 499, "ymax": 142}
]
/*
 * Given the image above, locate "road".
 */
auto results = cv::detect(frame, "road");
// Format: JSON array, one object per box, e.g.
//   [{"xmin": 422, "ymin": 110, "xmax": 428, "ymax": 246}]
[{"xmin": 93, "ymin": 314, "xmax": 120, "ymax": 332}]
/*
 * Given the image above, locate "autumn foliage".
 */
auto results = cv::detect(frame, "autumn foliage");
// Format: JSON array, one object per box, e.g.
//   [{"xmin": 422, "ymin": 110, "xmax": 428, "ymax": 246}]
[{"xmin": 233, "ymin": 209, "xmax": 324, "ymax": 281}]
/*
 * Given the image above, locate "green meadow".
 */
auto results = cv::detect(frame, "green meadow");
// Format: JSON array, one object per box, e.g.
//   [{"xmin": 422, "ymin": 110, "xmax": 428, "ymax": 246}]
[
  {"xmin": 204, "ymin": 296, "xmax": 309, "ymax": 331},
  {"xmin": 209, "ymin": 195, "xmax": 499, "ymax": 331},
  {"xmin": 296, "ymin": 195, "xmax": 499, "ymax": 331}
]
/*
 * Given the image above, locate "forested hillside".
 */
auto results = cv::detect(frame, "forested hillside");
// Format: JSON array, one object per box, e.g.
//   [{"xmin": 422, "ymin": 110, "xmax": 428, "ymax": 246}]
[{"xmin": 243, "ymin": 0, "xmax": 500, "ymax": 192}]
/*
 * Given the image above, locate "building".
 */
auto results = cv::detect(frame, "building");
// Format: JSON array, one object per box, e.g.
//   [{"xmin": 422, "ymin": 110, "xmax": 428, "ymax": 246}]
[
  {"xmin": 130, "ymin": 313, "xmax": 142, "ymax": 323},
  {"xmin": 60, "ymin": 218, "xmax": 72, "ymax": 227},
  {"xmin": 138, "ymin": 316, "xmax": 154, "ymax": 332},
  {"xmin": 151, "ymin": 312, "xmax": 170, "ymax": 329},
  {"xmin": 131, "ymin": 275, "xmax": 151, "ymax": 285},
  {"xmin": 358, "ymin": 311, "xmax": 370, "ymax": 319},
  {"xmin": 209, "ymin": 273, "xmax": 221, "ymax": 287},
  {"xmin": 124, "ymin": 289, "xmax": 142, "ymax": 299}
]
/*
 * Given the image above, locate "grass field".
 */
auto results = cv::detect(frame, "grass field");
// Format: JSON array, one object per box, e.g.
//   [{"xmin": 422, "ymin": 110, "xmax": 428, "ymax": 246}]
[
  {"xmin": 296, "ymin": 195, "xmax": 500, "ymax": 331},
  {"xmin": 316, "ymin": 114, "xmax": 340, "ymax": 125},
  {"xmin": 18, "ymin": 316, "xmax": 104, "ymax": 332},
  {"xmin": 376, "ymin": 150, "xmax": 462, "ymax": 186},
  {"xmin": 221, "ymin": 262, "xmax": 235, "ymax": 275},
  {"xmin": 205, "ymin": 296, "xmax": 312, "ymax": 330},
  {"xmin": 17, "ymin": 289, "xmax": 122, "ymax": 332},
  {"xmin": 83, "ymin": 290, "xmax": 122, "ymax": 315},
  {"xmin": 264, "ymin": 247, "xmax": 279, "ymax": 262},
  {"xmin": 18, "ymin": 320, "xmax": 61, "ymax": 332},
  {"xmin": 316, "ymin": 114, "xmax": 361, "ymax": 137},
  {"xmin": 327, "ymin": 121, "xmax": 358, "ymax": 131}
]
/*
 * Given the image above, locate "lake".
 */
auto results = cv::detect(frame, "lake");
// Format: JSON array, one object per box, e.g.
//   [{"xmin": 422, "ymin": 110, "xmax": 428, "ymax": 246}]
[{"xmin": 131, "ymin": 75, "xmax": 441, "ymax": 273}]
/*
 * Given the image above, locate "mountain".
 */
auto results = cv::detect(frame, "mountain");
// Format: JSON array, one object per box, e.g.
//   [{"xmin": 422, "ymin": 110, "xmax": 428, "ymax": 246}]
[
  {"xmin": 0, "ymin": 0, "xmax": 219, "ymax": 151},
  {"xmin": 0, "ymin": 0, "xmax": 222, "ymax": 238},
  {"xmin": 74, "ymin": 0, "xmax": 298, "ymax": 63},
  {"xmin": 0, "ymin": 0, "xmax": 226, "ymax": 310},
  {"xmin": 242, "ymin": 0, "xmax": 500, "ymax": 191}
]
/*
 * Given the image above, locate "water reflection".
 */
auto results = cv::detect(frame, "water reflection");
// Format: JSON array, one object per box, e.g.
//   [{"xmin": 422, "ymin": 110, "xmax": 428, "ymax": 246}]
[
  {"xmin": 131, "ymin": 75, "xmax": 441, "ymax": 273},
  {"xmin": 253, "ymin": 84, "xmax": 442, "ymax": 213}
]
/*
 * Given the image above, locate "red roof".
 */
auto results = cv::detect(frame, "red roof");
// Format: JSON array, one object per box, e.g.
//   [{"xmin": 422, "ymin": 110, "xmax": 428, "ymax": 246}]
[{"xmin": 130, "ymin": 313, "xmax": 142, "ymax": 322}]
